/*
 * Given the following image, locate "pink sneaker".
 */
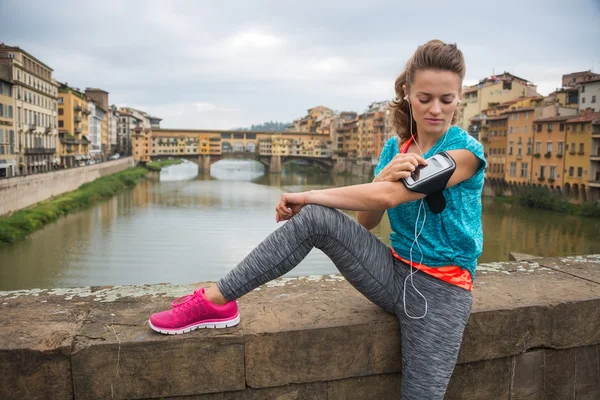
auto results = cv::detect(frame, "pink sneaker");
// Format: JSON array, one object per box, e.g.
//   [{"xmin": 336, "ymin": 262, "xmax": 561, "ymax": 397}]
[{"xmin": 149, "ymin": 287, "xmax": 240, "ymax": 334}]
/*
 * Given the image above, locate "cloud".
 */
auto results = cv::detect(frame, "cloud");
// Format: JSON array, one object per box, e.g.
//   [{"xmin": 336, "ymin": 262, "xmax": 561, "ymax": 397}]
[{"xmin": 2, "ymin": 0, "xmax": 599, "ymax": 129}]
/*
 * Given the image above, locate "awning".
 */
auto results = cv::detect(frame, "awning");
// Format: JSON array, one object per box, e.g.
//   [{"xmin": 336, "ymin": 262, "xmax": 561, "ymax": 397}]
[{"xmin": 75, "ymin": 156, "xmax": 82, "ymax": 161}]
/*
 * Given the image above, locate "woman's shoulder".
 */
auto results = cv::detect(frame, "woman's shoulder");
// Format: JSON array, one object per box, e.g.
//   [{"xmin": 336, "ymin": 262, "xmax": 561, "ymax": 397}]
[{"xmin": 443, "ymin": 126, "xmax": 484, "ymax": 156}]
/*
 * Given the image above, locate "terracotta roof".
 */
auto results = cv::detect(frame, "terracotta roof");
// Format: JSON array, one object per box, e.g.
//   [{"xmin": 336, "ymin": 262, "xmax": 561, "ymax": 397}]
[
  {"xmin": 503, "ymin": 107, "xmax": 535, "ymax": 113},
  {"xmin": 533, "ymin": 115, "xmax": 572, "ymax": 123},
  {"xmin": 487, "ymin": 115, "xmax": 508, "ymax": 121},
  {"xmin": 463, "ymin": 87, "xmax": 477, "ymax": 94},
  {"xmin": 580, "ymin": 77, "xmax": 600, "ymax": 84},
  {"xmin": 566, "ymin": 112, "xmax": 600, "ymax": 123}
]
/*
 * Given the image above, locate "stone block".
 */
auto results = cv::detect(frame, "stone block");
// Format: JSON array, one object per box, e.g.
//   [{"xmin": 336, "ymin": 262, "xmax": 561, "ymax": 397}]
[
  {"xmin": 544, "ymin": 345, "xmax": 600, "ymax": 400},
  {"xmin": 445, "ymin": 357, "xmax": 511, "ymax": 400},
  {"xmin": 327, "ymin": 373, "xmax": 402, "ymax": 400},
  {"xmin": 240, "ymin": 277, "xmax": 401, "ymax": 388},
  {"xmin": 71, "ymin": 292, "xmax": 245, "ymax": 400},
  {"xmin": 166, "ymin": 382, "xmax": 327, "ymax": 399},
  {"xmin": 512, "ymin": 350, "xmax": 546, "ymax": 400}
]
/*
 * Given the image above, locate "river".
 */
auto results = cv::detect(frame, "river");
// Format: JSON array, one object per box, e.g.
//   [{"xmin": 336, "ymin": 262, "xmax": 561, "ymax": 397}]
[{"xmin": 1, "ymin": 160, "xmax": 599, "ymax": 290}]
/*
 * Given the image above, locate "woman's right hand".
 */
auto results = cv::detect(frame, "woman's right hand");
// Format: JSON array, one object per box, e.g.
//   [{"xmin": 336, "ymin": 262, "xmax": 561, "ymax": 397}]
[{"xmin": 374, "ymin": 153, "xmax": 428, "ymax": 182}]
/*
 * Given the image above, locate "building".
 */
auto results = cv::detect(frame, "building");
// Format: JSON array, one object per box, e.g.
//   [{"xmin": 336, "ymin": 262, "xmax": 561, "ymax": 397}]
[
  {"xmin": 289, "ymin": 106, "xmax": 334, "ymax": 133},
  {"xmin": 0, "ymin": 78, "xmax": 16, "ymax": 177},
  {"xmin": 578, "ymin": 77, "xmax": 600, "ymax": 112},
  {"xmin": 562, "ymin": 70, "xmax": 600, "ymax": 87},
  {"xmin": 107, "ymin": 105, "xmax": 119, "ymax": 155},
  {"xmin": 563, "ymin": 110, "xmax": 600, "ymax": 202},
  {"xmin": 484, "ymin": 114, "xmax": 508, "ymax": 180},
  {"xmin": 458, "ymin": 72, "xmax": 540, "ymax": 137},
  {"xmin": 149, "ymin": 115, "xmax": 162, "ymax": 129},
  {"xmin": 545, "ymin": 87, "xmax": 579, "ymax": 109},
  {"xmin": 590, "ymin": 117, "xmax": 600, "ymax": 201},
  {"xmin": 531, "ymin": 115, "xmax": 570, "ymax": 189},
  {"xmin": 0, "ymin": 43, "xmax": 59, "ymax": 175},
  {"xmin": 118, "ymin": 107, "xmax": 154, "ymax": 155},
  {"xmin": 85, "ymin": 88, "xmax": 110, "ymax": 158},
  {"xmin": 57, "ymin": 83, "xmax": 90, "ymax": 167},
  {"xmin": 88, "ymin": 100, "xmax": 106, "ymax": 161}
]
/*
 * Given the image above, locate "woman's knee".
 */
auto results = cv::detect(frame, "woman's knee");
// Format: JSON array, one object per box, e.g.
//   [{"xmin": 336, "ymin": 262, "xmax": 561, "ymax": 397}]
[{"xmin": 295, "ymin": 204, "xmax": 339, "ymax": 232}]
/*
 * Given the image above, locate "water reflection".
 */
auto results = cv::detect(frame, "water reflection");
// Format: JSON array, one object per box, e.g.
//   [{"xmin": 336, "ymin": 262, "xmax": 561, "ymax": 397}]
[{"xmin": 0, "ymin": 160, "xmax": 598, "ymax": 290}]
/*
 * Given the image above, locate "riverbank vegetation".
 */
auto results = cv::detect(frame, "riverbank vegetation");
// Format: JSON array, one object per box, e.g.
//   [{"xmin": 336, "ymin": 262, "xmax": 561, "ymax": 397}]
[
  {"xmin": 145, "ymin": 159, "xmax": 183, "ymax": 171},
  {"xmin": 505, "ymin": 186, "xmax": 600, "ymax": 218},
  {"xmin": 0, "ymin": 167, "xmax": 149, "ymax": 245}
]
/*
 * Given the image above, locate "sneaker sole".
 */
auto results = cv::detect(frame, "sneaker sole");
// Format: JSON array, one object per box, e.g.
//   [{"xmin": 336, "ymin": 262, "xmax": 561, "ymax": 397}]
[{"xmin": 148, "ymin": 314, "xmax": 241, "ymax": 335}]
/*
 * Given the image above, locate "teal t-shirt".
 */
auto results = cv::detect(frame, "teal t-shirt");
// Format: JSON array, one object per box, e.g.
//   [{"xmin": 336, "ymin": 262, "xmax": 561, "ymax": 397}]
[{"xmin": 374, "ymin": 126, "xmax": 486, "ymax": 279}]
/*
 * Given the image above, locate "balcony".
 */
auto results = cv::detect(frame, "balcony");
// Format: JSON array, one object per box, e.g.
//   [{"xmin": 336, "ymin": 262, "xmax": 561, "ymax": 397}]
[
  {"xmin": 75, "ymin": 128, "xmax": 82, "ymax": 134},
  {"xmin": 75, "ymin": 116, "xmax": 82, "ymax": 122},
  {"xmin": 24, "ymin": 147, "xmax": 55, "ymax": 155},
  {"xmin": 589, "ymin": 172, "xmax": 600, "ymax": 188},
  {"xmin": 591, "ymin": 152, "xmax": 600, "ymax": 161},
  {"xmin": 74, "ymin": 105, "xmax": 82, "ymax": 112}
]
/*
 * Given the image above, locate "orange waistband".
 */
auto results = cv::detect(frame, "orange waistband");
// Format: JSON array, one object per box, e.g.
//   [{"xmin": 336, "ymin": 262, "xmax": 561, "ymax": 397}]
[{"xmin": 391, "ymin": 249, "xmax": 472, "ymax": 291}]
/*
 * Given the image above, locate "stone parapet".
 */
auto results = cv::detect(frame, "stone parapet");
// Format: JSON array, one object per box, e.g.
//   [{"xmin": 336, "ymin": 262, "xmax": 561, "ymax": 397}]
[{"xmin": 1, "ymin": 255, "xmax": 599, "ymax": 399}]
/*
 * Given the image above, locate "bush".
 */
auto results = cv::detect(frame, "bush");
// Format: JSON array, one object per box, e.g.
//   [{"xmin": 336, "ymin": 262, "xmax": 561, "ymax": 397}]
[
  {"xmin": 0, "ymin": 167, "xmax": 148, "ymax": 245},
  {"xmin": 145, "ymin": 159, "xmax": 183, "ymax": 172},
  {"xmin": 579, "ymin": 201, "xmax": 600, "ymax": 217},
  {"xmin": 515, "ymin": 185, "xmax": 570, "ymax": 213}
]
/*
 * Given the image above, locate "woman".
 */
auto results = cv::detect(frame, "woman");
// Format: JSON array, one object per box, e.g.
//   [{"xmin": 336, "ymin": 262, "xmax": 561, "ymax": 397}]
[{"xmin": 149, "ymin": 39, "xmax": 485, "ymax": 399}]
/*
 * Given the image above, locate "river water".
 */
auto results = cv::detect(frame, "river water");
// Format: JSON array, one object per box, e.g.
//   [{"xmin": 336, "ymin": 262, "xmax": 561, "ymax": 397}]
[{"xmin": 1, "ymin": 160, "xmax": 599, "ymax": 290}]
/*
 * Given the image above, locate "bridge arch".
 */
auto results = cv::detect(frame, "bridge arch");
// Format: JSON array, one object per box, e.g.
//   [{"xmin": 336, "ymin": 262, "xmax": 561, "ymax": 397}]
[{"xmin": 222, "ymin": 141, "xmax": 232, "ymax": 152}]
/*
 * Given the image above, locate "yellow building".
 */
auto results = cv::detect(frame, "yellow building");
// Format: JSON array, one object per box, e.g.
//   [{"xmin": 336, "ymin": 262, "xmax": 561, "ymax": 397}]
[
  {"xmin": 590, "ymin": 118, "xmax": 600, "ymax": 201},
  {"xmin": 459, "ymin": 72, "xmax": 540, "ymax": 136},
  {"xmin": 504, "ymin": 106, "xmax": 536, "ymax": 184},
  {"xmin": 485, "ymin": 114, "xmax": 508, "ymax": 180},
  {"xmin": 57, "ymin": 83, "xmax": 90, "ymax": 167},
  {"xmin": 563, "ymin": 110, "xmax": 600, "ymax": 202},
  {"xmin": 531, "ymin": 115, "xmax": 569, "ymax": 189},
  {"xmin": 0, "ymin": 44, "xmax": 60, "ymax": 175},
  {"xmin": 0, "ymin": 79, "xmax": 16, "ymax": 177}
]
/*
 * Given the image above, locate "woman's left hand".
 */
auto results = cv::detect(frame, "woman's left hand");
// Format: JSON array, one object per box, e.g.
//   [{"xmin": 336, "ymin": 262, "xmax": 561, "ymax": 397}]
[{"xmin": 275, "ymin": 192, "xmax": 308, "ymax": 222}]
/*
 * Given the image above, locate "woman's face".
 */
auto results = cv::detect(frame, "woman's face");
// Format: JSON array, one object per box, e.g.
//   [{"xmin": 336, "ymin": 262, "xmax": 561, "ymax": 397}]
[{"xmin": 405, "ymin": 69, "xmax": 461, "ymax": 137}]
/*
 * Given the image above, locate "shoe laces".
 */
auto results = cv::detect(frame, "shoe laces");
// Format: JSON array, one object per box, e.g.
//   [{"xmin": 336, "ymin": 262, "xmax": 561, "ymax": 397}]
[{"xmin": 171, "ymin": 289, "xmax": 205, "ymax": 315}]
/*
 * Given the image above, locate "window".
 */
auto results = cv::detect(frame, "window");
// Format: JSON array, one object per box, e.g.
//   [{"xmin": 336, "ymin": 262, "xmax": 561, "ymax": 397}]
[
  {"xmin": 527, "ymin": 142, "xmax": 532, "ymax": 155},
  {"xmin": 510, "ymin": 162, "xmax": 516, "ymax": 176},
  {"xmin": 517, "ymin": 143, "xmax": 522, "ymax": 155},
  {"xmin": 550, "ymin": 166, "xmax": 556, "ymax": 180},
  {"xmin": 577, "ymin": 167, "xmax": 583, "ymax": 177},
  {"xmin": 535, "ymin": 142, "xmax": 541, "ymax": 154},
  {"xmin": 570, "ymin": 143, "xmax": 575, "ymax": 153},
  {"xmin": 581, "ymin": 85, "xmax": 585, "ymax": 93},
  {"xmin": 557, "ymin": 142, "xmax": 564, "ymax": 155},
  {"xmin": 58, "ymin": 120, "xmax": 64, "ymax": 128},
  {"xmin": 559, "ymin": 123, "xmax": 565, "ymax": 131},
  {"xmin": 521, "ymin": 163, "xmax": 528, "ymax": 177},
  {"xmin": 546, "ymin": 143, "xmax": 552, "ymax": 153},
  {"xmin": 509, "ymin": 126, "xmax": 513, "ymax": 134},
  {"xmin": 540, "ymin": 166, "xmax": 546, "ymax": 178},
  {"xmin": 582, "ymin": 97, "xmax": 586, "ymax": 104},
  {"xmin": 58, "ymin": 108, "xmax": 63, "ymax": 116},
  {"xmin": 537, "ymin": 124, "xmax": 542, "ymax": 132},
  {"xmin": 515, "ymin": 126, "xmax": 519, "ymax": 133},
  {"xmin": 579, "ymin": 143, "xmax": 584, "ymax": 154},
  {"xmin": 593, "ymin": 95, "xmax": 597, "ymax": 103},
  {"xmin": 524, "ymin": 125, "xmax": 528, "ymax": 133},
  {"xmin": 524, "ymin": 112, "xmax": 529, "ymax": 120},
  {"xmin": 569, "ymin": 166, "xmax": 574, "ymax": 176},
  {"xmin": 509, "ymin": 141, "xmax": 513, "ymax": 155}
]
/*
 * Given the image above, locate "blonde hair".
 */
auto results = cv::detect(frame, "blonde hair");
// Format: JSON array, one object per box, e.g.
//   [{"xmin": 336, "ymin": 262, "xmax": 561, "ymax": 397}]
[{"xmin": 389, "ymin": 40, "xmax": 466, "ymax": 144}]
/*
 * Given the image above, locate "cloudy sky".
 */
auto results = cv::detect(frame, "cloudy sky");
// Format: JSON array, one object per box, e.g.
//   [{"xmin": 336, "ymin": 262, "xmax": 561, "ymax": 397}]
[{"xmin": 2, "ymin": 0, "xmax": 599, "ymax": 129}]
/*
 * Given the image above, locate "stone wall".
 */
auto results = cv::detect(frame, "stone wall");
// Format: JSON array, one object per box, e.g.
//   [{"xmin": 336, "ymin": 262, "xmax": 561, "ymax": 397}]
[
  {"xmin": 0, "ymin": 255, "xmax": 599, "ymax": 399},
  {"xmin": 334, "ymin": 159, "xmax": 374, "ymax": 177},
  {"xmin": 0, "ymin": 157, "xmax": 135, "ymax": 216}
]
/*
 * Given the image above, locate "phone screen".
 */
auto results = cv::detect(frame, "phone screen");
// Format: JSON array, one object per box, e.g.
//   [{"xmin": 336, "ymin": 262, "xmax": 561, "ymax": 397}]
[{"xmin": 409, "ymin": 156, "xmax": 447, "ymax": 182}]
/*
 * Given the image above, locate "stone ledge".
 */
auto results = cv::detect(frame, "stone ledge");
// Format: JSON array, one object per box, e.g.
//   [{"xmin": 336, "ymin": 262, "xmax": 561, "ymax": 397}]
[{"xmin": 0, "ymin": 255, "xmax": 599, "ymax": 399}]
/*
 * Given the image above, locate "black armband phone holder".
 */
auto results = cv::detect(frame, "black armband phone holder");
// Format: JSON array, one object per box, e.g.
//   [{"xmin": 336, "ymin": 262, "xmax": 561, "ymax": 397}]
[{"xmin": 401, "ymin": 152, "xmax": 456, "ymax": 213}]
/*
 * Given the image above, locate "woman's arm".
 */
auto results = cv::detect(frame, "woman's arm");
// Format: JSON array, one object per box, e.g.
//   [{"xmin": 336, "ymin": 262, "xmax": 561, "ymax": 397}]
[
  {"xmin": 275, "ymin": 149, "xmax": 482, "ymax": 221},
  {"xmin": 357, "ymin": 153, "xmax": 427, "ymax": 229}
]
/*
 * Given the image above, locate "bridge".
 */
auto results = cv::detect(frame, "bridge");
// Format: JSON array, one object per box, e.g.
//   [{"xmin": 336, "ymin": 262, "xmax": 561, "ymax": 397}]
[
  {"xmin": 140, "ymin": 128, "xmax": 335, "ymax": 173},
  {"xmin": 149, "ymin": 152, "xmax": 335, "ymax": 173}
]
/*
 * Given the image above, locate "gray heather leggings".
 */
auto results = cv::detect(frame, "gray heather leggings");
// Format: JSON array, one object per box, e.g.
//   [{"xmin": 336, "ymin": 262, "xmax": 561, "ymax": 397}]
[{"xmin": 217, "ymin": 204, "xmax": 472, "ymax": 400}]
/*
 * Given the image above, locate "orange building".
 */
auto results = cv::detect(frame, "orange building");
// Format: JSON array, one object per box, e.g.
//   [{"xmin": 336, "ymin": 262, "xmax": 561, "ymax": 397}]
[
  {"xmin": 531, "ymin": 115, "xmax": 569, "ymax": 189},
  {"xmin": 485, "ymin": 115, "xmax": 508, "ymax": 180},
  {"xmin": 504, "ymin": 107, "xmax": 535, "ymax": 184}
]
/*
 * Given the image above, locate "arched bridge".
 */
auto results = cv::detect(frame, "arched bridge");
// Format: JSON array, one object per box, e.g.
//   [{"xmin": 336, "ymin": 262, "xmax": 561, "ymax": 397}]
[{"xmin": 150, "ymin": 152, "xmax": 334, "ymax": 173}]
